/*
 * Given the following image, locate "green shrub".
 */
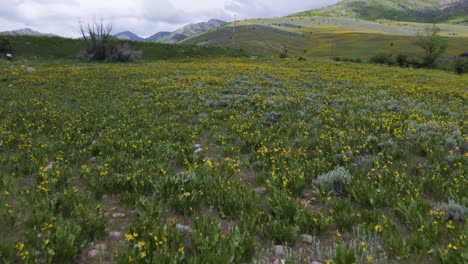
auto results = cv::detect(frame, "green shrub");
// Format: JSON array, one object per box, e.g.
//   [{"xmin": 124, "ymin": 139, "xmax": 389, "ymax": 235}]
[
  {"xmin": 0, "ymin": 36, "xmax": 13, "ymax": 55},
  {"xmin": 369, "ymin": 51, "xmax": 395, "ymax": 65},
  {"xmin": 333, "ymin": 57, "xmax": 362, "ymax": 63},
  {"xmin": 453, "ymin": 57, "xmax": 468, "ymax": 75},
  {"xmin": 395, "ymin": 53, "xmax": 409, "ymax": 67}
]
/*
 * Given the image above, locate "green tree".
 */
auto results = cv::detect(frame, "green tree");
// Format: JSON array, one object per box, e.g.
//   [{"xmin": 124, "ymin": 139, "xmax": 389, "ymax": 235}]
[
  {"xmin": 0, "ymin": 36, "xmax": 13, "ymax": 55},
  {"xmin": 412, "ymin": 26, "xmax": 448, "ymax": 67}
]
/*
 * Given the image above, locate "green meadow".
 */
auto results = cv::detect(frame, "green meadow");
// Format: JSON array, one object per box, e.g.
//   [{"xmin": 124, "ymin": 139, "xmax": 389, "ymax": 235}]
[{"xmin": 0, "ymin": 52, "xmax": 467, "ymax": 263}]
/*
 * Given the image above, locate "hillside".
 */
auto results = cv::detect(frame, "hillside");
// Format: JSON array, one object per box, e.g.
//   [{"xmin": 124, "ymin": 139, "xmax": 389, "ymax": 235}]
[
  {"xmin": 183, "ymin": 17, "xmax": 468, "ymax": 59},
  {"xmin": 146, "ymin": 31, "xmax": 171, "ymax": 42},
  {"xmin": 294, "ymin": 0, "xmax": 468, "ymax": 24},
  {"xmin": 158, "ymin": 19, "xmax": 227, "ymax": 43},
  {"xmin": 114, "ymin": 31, "xmax": 146, "ymax": 42},
  {"xmin": 2, "ymin": 35, "xmax": 247, "ymax": 61}
]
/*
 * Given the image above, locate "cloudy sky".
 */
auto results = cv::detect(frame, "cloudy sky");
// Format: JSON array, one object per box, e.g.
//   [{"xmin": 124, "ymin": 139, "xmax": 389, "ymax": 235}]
[{"xmin": 0, "ymin": 0, "xmax": 340, "ymax": 37}]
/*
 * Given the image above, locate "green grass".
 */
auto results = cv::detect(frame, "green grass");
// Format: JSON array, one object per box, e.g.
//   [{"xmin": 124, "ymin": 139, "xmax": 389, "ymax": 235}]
[
  {"xmin": 0, "ymin": 56, "xmax": 466, "ymax": 263},
  {"xmin": 184, "ymin": 24, "xmax": 467, "ymax": 61},
  {"xmin": 5, "ymin": 35, "xmax": 248, "ymax": 62},
  {"xmin": 293, "ymin": 0, "xmax": 468, "ymax": 24}
]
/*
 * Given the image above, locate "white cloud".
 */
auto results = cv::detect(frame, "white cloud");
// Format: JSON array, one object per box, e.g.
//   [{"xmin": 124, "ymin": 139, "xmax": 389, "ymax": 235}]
[{"xmin": 0, "ymin": 0, "xmax": 339, "ymax": 37}]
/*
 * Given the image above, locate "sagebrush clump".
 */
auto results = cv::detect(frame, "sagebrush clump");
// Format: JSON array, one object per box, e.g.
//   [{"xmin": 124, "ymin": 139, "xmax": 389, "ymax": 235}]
[
  {"xmin": 316, "ymin": 166, "xmax": 352, "ymax": 194},
  {"xmin": 438, "ymin": 200, "xmax": 467, "ymax": 221}
]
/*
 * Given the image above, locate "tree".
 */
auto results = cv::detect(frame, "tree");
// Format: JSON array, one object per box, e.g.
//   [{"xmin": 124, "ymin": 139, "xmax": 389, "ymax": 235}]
[
  {"xmin": 412, "ymin": 26, "xmax": 448, "ymax": 67},
  {"xmin": 0, "ymin": 36, "xmax": 13, "ymax": 55}
]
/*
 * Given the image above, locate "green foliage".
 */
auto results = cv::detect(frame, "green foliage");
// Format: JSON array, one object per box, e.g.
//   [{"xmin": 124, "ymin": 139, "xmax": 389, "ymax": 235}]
[
  {"xmin": 293, "ymin": 0, "xmax": 468, "ymax": 24},
  {"xmin": 191, "ymin": 217, "xmax": 257, "ymax": 263},
  {"xmin": 263, "ymin": 189, "xmax": 301, "ymax": 244},
  {"xmin": 0, "ymin": 58, "xmax": 466, "ymax": 263},
  {"xmin": 369, "ymin": 51, "xmax": 395, "ymax": 65},
  {"xmin": 0, "ymin": 36, "xmax": 13, "ymax": 55},
  {"xmin": 412, "ymin": 26, "xmax": 448, "ymax": 67},
  {"xmin": 333, "ymin": 57, "xmax": 362, "ymax": 63},
  {"xmin": 453, "ymin": 57, "xmax": 468, "ymax": 74},
  {"xmin": 332, "ymin": 243, "xmax": 360, "ymax": 264},
  {"xmin": 329, "ymin": 199, "xmax": 358, "ymax": 230}
]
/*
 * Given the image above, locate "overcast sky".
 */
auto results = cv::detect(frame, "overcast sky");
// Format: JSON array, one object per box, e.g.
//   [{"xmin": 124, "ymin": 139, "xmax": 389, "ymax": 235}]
[{"xmin": 0, "ymin": 0, "xmax": 340, "ymax": 37}]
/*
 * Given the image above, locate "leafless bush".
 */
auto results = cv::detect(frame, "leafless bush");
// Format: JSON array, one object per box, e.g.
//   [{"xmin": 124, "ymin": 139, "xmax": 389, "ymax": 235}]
[{"xmin": 79, "ymin": 19, "xmax": 141, "ymax": 62}]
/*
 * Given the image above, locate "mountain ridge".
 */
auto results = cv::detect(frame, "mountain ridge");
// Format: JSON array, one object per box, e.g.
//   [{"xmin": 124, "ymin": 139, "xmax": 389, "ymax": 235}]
[
  {"xmin": 0, "ymin": 28, "xmax": 57, "ymax": 37},
  {"xmin": 157, "ymin": 19, "xmax": 227, "ymax": 43},
  {"xmin": 114, "ymin": 19, "xmax": 227, "ymax": 43}
]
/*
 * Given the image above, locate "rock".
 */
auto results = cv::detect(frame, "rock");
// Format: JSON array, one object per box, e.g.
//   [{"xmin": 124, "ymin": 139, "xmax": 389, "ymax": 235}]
[
  {"xmin": 97, "ymin": 165, "xmax": 105, "ymax": 171},
  {"xmin": 274, "ymin": 245, "xmax": 285, "ymax": 257},
  {"xmin": 109, "ymin": 231, "xmax": 123, "ymax": 239},
  {"xmin": 112, "ymin": 212, "xmax": 126, "ymax": 218},
  {"xmin": 89, "ymin": 157, "xmax": 97, "ymax": 163},
  {"xmin": 271, "ymin": 257, "xmax": 285, "ymax": 264},
  {"xmin": 302, "ymin": 234, "xmax": 314, "ymax": 244},
  {"xmin": 194, "ymin": 144, "xmax": 202, "ymax": 149},
  {"xmin": 311, "ymin": 261, "xmax": 322, "ymax": 264},
  {"xmin": 95, "ymin": 244, "xmax": 107, "ymax": 252},
  {"xmin": 26, "ymin": 67, "xmax": 35, "ymax": 73},
  {"xmin": 194, "ymin": 147, "xmax": 203, "ymax": 153},
  {"xmin": 87, "ymin": 249, "xmax": 99, "ymax": 258},
  {"xmin": 6, "ymin": 53, "xmax": 13, "ymax": 60},
  {"xmin": 88, "ymin": 244, "xmax": 107, "ymax": 258},
  {"xmin": 176, "ymin": 224, "xmax": 193, "ymax": 233},
  {"xmin": 300, "ymin": 199, "xmax": 310, "ymax": 208},
  {"xmin": 254, "ymin": 186, "xmax": 267, "ymax": 194},
  {"xmin": 45, "ymin": 162, "xmax": 54, "ymax": 171}
]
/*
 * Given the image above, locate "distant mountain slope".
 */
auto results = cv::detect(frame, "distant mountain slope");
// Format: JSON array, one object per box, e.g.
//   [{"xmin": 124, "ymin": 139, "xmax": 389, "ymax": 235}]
[
  {"xmin": 113, "ymin": 19, "xmax": 226, "ymax": 43},
  {"xmin": 146, "ymin": 31, "xmax": 171, "ymax": 42},
  {"xmin": 115, "ymin": 31, "xmax": 146, "ymax": 41},
  {"xmin": 0, "ymin": 28, "xmax": 57, "ymax": 36},
  {"xmin": 293, "ymin": 0, "xmax": 468, "ymax": 23},
  {"xmin": 157, "ymin": 19, "xmax": 227, "ymax": 43}
]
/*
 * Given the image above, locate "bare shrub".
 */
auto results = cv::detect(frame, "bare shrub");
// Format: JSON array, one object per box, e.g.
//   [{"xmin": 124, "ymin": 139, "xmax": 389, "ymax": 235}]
[{"xmin": 79, "ymin": 19, "xmax": 141, "ymax": 62}]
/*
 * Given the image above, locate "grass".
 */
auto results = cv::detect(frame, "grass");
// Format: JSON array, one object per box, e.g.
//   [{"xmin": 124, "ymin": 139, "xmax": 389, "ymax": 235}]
[
  {"xmin": 0, "ymin": 56, "xmax": 466, "ymax": 263},
  {"xmin": 183, "ymin": 15, "xmax": 468, "ymax": 62},
  {"xmin": 292, "ymin": 0, "xmax": 468, "ymax": 24},
  {"xmin": 185, "ymin": 23, "xmax": 467, "ymax": 61},
  {"xmin": 5, "ymin": 35, "xmax": 248, "ymax": 62}
]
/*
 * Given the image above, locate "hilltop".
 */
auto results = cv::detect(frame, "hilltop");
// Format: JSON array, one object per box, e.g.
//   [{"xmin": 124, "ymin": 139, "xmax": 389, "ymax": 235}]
[
  {"xmin": 0, "ymin": 28, "xmax": 57, "ymax": 37},
  {"xmin": 293, "ymin": 0, "xmax": 468, "ymax": 24}
]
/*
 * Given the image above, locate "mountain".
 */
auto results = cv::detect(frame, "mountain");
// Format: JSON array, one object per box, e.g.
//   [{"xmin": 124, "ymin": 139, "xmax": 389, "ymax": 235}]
[
  {"xmin": 114, "ymin": 31, "xmax": 145, "ymax": 41},
  {"xmin": 0, "ymin": 28, "xmax": 57, "ymax": 36},
  {"xmin": 146, "ymin": 31, "xmax": 171, "ymax": 42},
  {"xmin": 112, "ymin": 19, "xmax": 226, "ymax": 43},
  {"xmin": 293, "ymin": 0, "xmax": 468, "ymax": 23},
  {"xmin": 157, "ymin": 19, "xmax": 227, "ymax": 43}
]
